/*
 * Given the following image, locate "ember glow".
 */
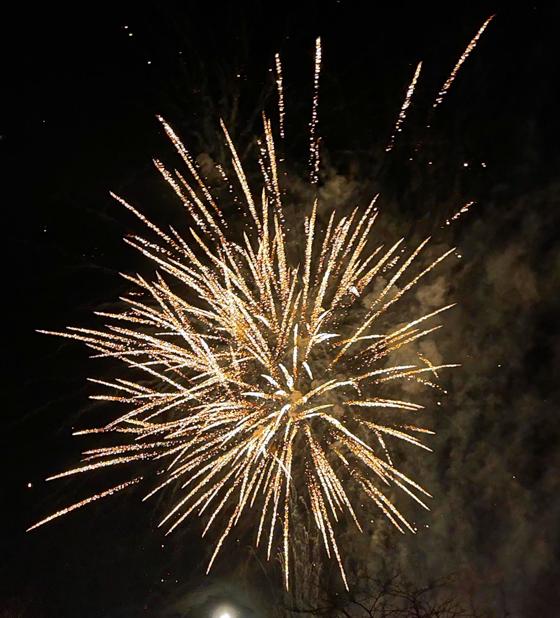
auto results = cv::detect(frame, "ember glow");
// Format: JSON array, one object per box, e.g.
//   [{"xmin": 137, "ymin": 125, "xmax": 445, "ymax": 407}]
[{"xmin": 30, "ymin": 17, "xmax": 495, "ymax": 589}]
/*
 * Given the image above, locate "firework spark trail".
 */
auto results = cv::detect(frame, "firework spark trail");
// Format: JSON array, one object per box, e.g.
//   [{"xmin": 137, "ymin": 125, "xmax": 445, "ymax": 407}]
[
  {"xmin": 443, "ymin": 200, "xmax": 476, "ymax": 227},
  {"xmin": 309, "ymin": 37, "xmax": 322, "ymax": 184},
  {"xmin": 386, "ymin": 61, "xmax": 423, "ymax": 152},
  {"xmin": 274, "ymin": 52, "xmax": 286, "ymax": 139},
  {"xmin": 432, "ymin": 15, "xmax": 495, "ymax": 109},
  {"xmin": 26, "ymin": 479, "xmax": 142, "ymax": 532},
  {"xmin": 29, "ymin": 35, "xmax": 477, "ymax": 591}
]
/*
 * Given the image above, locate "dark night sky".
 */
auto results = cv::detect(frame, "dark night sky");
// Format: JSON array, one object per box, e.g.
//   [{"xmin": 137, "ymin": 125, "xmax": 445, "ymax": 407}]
[{"xmin": 2, "ymin": 2, "xmax": 560, "ymax": 616}]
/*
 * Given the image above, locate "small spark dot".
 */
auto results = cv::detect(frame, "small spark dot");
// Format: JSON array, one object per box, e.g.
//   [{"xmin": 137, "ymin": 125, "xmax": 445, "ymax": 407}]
[{"xmin": 27, "ymin": 482, "xmax": 33, "ymax": 488}]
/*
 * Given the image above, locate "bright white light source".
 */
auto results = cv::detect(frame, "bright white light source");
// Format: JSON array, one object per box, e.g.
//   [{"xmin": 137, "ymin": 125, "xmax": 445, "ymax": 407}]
[{"xmin": 212, "ymin": 606, "xmax": 236, "ymax": 618}]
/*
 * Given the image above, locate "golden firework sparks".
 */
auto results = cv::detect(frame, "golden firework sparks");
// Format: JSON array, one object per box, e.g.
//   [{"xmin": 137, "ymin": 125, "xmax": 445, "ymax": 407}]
[
  {"xmin": 386, "ymin": 61, "xmax": 423, "ymax": 152},
  {"xmin": 27, "ymin": 24, "xmax": 500, "ymax": 588},
  {"xmin": 26, "ymin": 479, "xmax": 142, "ymax": 532},
  {"xmin": 274, "ymin": 52, "xmax": 286, "ymax": 140},
  {"xmin": 432, "ymin": 14, "xmax": 495, "ymax": 109},
  {"xmin": 444, "ymin": 200, "xmax": 477, "ymax": 227},
  {"xmin": 309, "ymin": 36, "xmax": 322, "ymax": 184}
]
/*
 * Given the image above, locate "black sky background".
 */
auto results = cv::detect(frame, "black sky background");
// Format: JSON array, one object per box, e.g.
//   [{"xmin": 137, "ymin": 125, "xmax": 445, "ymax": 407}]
[{"xmin": 3, "ymin": 1, "xmax": 560, "ymax": 616}]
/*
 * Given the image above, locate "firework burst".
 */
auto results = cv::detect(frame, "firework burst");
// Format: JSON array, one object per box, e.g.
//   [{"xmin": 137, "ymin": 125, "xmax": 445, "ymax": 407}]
[{"xmin": 30, "ymin": 22, "xmax": 494, "ymax": 589}]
